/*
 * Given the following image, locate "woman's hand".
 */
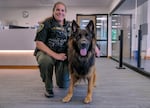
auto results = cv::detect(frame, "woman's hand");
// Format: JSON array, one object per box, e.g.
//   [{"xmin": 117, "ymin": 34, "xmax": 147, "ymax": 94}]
[
  {"xmin": 95, "ymin": 45, "xmax": 100, "ymax": 57},
  {"xmin": 36, "ymin": 41, "xmax": 67, "ymax": 61},
  {"xmin": 53, "ymin": 53, "xmax": 67, "ymax": 61}
]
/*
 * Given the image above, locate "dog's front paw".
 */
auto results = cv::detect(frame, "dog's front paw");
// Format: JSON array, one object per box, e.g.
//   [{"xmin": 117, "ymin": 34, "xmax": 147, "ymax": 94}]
[
  {"xmin": 62, "ymin": 95, "xmax": 72, "ymax": 103},
  {"xmin": 84, "ymin": 96, "xmax": 92, "ymax": 104}
]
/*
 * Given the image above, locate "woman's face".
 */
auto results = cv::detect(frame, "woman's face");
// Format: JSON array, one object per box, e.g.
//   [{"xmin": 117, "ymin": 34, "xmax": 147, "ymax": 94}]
[{"xmin": 53, "ymin": 4, "xmax": 66, "ymax": 23}]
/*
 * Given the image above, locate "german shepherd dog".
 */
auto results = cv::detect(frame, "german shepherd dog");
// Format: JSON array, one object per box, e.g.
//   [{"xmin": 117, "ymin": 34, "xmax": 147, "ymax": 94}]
[{"xmin": 62, "ymin": 20, "xmax": 96, "ymax": 104}]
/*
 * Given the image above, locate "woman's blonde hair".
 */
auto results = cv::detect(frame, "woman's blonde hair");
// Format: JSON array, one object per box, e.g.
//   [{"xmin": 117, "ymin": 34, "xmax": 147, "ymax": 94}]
[{"xmin": 52, "ymin": 1, "xmax": 67, "ymax": 12}]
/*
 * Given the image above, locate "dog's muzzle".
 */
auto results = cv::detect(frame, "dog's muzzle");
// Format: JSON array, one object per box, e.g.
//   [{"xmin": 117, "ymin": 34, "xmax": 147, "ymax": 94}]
[{"xmin": 80, "ymin": 42, "xmax": 89, "ymax": 56}]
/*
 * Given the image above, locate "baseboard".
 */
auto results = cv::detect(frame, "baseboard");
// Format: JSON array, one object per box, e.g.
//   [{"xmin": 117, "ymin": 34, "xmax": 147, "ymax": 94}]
[
  {"xmin": 0, "ymin": 65, "xmax": 39, "ymax": 69},
  {"xmin": 144, "ymin": 56, "xmax": 150, "ymax": 60},
  {"xmin": 107, "ymin": 56, "xmax": 111, "ymax": 58}
]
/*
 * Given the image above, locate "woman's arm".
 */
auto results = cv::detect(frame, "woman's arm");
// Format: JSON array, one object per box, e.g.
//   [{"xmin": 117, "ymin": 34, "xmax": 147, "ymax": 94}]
[{"xmin": 36, "ymin": 41, "xmax": 67, "ymax": 61}]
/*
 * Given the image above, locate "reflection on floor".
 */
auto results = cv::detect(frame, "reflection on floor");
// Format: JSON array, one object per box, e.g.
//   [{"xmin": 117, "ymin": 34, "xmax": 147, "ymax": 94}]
[
  {"xmin": 112, "ymin": 57, "xmax": 150, "ymax": 76},
  {"xmin": 123, "ymin": 58, "xmax": 150, "ymax": 73}
]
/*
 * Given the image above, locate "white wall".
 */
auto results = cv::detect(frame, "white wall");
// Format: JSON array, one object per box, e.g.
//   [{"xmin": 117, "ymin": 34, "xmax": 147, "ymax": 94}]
[
  {"xmin": 146, "ymin": 0, "xmax": 150, "ymax": 57},
  {"xmin": 109, "ymin": 0, "xmax": 121, "ymax": 12},
  {"xmin": 0, "ymin": 51, "xmax": 37, "ymax": 66},
  {"xmin": 0, "ymin": 29, "xmax": 37, "ymax": 65},
  {"xmin": 0, "ymin": 1, "xmax": 121, "ymax": 66},
  {"xmin": 0, "ymin": 29, "xmax": 36, "ymax": 50},
  {"xmin": 0, "ymin": 6, "xmax": 109, "ymax": 27}
]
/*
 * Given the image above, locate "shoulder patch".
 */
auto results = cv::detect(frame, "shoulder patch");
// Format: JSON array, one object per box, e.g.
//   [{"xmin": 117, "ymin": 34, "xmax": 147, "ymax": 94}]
[{"xmin": 37, "ymin": 24, "xmax": 44, "ymax": 33}]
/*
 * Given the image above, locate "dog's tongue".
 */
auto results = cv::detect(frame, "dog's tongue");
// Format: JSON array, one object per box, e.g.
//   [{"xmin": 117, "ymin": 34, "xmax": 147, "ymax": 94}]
[{"xmin": 80, "ymin": 48, "xmax": 87, "ymax": 56}]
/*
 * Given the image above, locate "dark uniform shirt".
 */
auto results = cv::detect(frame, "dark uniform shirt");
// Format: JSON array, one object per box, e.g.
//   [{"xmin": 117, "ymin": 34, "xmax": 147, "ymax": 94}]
[{"xmin": 34, "ymin": 17, "xmax": 70, "ymax": 56}]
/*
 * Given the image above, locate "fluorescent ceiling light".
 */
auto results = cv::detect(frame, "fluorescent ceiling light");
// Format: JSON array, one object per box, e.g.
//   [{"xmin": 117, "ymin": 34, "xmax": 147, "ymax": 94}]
[
  {"xmin": 81, "ymin": 20, "xmax": 90, "ymax": 23},
  {"xmin": 96, "ymin": 17, "xmax": 107, "ymax": 20},
  {"xmin": 96, "ymin": 26, "xmax": 101, "ymax": 28},
  {"xmin": 96, "ymin": 23, "xmax": 102, "ymax": 25}
]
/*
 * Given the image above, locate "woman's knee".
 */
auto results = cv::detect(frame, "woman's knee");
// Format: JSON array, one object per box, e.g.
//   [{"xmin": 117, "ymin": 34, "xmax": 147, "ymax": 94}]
[{"xmin": 36, "ymin": 52, "xmax": 53, "ymax": 66}]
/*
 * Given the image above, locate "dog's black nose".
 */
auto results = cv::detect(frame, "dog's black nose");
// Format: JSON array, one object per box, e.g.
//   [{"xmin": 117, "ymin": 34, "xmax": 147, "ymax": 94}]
[{"xmin": 81, "ymin": 42, "xmax": 87, "ymax": 48}]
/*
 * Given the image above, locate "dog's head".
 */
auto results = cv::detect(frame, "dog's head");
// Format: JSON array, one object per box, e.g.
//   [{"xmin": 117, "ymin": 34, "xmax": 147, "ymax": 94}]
[{"xmin": 71, "ymin": 20, "xmax": 96, "ymax": 56}]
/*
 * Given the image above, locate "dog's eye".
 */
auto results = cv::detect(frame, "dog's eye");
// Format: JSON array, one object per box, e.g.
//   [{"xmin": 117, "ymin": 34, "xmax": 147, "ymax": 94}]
[
  {"xmin": 85, "ymin": 33, "xmax": 91, "ymax": 39},
  {"xmin": 76, "ymin": 34, "xmax": 81, "ymax": 40}
]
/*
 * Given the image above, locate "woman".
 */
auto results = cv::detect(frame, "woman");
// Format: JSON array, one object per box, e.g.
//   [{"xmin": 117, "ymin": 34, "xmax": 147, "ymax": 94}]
[{"xmin": 34, "ymin": 2, "xmax": 70, "ymax": 98}]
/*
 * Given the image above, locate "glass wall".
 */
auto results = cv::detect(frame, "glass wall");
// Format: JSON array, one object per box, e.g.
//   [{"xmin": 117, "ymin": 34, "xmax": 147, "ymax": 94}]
[
  {"xmin": 111, "ymin": 15, "xmax": 131, "ymax": 59},
  {"xmin": 111, "ymin": 0, "xmax": 150, "ymax": 74}
]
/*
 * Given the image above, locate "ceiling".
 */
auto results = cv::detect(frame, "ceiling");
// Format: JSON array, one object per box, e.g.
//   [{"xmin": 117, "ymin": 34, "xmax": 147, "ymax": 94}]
[
  {"xmin": 0, "ymin": 0, "xmax": 147, "ymax": 13},
  {"xmin": 0, "ymin": 0, "xmax": 115, "ymax": 8}
]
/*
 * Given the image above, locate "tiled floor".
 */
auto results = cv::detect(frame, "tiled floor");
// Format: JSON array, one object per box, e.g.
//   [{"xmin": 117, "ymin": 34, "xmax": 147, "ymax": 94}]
[{"xmin": 0, "ymin": 58, "xmax": 150, "ymax": 108}]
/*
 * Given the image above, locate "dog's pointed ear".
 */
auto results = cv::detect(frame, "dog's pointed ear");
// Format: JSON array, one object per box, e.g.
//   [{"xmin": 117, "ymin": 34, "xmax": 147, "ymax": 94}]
[
  {"xmin": 72, "ymin": 20, "xmax": 79, "ymax": 33},
  {"xmin": 86, "ymin": 20, "xmax": 94, "ymax": 32}
]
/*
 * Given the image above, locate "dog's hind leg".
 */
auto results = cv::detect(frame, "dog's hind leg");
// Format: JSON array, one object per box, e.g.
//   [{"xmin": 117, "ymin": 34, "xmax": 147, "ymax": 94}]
[{"xmin": 62, "ymin": 74, "xmax": 77, "ymax": 103}]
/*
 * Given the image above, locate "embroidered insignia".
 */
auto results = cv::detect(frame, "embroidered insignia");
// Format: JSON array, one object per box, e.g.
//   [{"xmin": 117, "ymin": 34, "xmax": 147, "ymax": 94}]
[
  {"xmin": 37, "ymin": 24, "xmax": 44, "ymax": 33},
  {"xmin": 51, "ymin": 27, "xmax": 64, "ymax": 31}
]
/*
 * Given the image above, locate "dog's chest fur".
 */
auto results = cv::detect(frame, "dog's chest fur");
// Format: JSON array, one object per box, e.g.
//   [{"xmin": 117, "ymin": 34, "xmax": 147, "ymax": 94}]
[{"xmin": 70, "ymin": 53, "xmax": 95, "ymax": 76}]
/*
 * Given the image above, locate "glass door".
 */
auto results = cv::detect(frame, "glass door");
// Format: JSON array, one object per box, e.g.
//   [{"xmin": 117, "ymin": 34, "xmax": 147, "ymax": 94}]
[{"xmin": 96, "ymin": 15, "xmax": 108, "ymax": 57}]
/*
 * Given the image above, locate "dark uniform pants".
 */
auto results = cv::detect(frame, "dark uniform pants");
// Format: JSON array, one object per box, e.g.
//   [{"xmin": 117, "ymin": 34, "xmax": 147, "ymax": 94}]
[{"xmin": 36, "ymin": 51, "xmax": 69, "ymax": 91}]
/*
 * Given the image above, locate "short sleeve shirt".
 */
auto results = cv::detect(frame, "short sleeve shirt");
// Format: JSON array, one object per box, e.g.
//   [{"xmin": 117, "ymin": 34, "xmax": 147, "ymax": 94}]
[{"xmin": 34, "ymin": 17, "xmax": 71, "ymax": 55}]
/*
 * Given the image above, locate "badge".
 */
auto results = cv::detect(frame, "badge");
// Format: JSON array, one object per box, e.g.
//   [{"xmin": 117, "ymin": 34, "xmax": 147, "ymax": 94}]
[{"xmin": 37, "ymin": 24, "xmax": 44, "ymax": 33}]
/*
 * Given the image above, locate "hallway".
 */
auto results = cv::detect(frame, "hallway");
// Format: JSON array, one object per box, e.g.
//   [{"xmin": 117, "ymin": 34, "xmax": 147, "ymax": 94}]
[{"xmin": 0, "ymin": 58, "xmax": 150, "ymax": 108}]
